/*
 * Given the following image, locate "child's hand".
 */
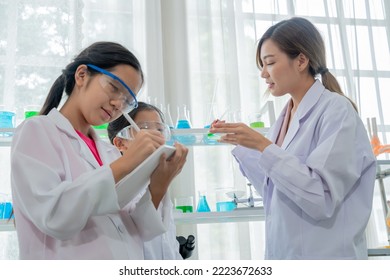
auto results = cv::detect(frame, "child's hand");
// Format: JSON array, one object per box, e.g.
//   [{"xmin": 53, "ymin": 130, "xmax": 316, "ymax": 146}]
[
  {"xmin": 149, "ymin": 142, "xmax": 188, "ymax": 208},
  {"xmin": 110, "ymin": 130, "xmax": 165, "ymax": 183}
]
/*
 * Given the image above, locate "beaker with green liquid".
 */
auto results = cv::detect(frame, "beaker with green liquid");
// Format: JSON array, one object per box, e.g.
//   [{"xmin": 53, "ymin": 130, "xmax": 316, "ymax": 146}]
[{"xmin": 175, "ymin": 196, "xmax": 194, "ymax": 213}]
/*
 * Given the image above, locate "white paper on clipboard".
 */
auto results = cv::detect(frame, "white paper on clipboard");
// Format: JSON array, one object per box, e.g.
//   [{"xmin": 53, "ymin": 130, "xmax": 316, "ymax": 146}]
[{"xmin": 115, "ymin": 145, "xmax": 176, "ymax": 208}]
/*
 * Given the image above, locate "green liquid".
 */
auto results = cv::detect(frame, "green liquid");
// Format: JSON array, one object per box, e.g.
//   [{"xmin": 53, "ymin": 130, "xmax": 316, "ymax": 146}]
[
  {"xmin": 93, "ymin": 123, "xmax": 108, "ymax": 129},
  {"xmin": 176, "ymin": 205, "xmax": 193, "ymax": 213},
  {"xmin": 249, "ymin": 121, "xmax": 264, "ymax": 128},
  {"xmin": 25, "ymin": 111, "xmax": 39, "ymax": 119}
]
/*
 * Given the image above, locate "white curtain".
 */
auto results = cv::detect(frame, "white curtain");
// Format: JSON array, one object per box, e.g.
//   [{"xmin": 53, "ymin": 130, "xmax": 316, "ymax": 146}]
[{"xmin": 1, "ymin": 0, "xmax": 390, "ymax": 259}]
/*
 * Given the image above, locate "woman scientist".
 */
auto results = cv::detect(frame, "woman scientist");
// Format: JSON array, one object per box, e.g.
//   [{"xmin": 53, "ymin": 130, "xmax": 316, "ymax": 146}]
[{"xmin": 210, "ymin": 17, "xmax": 376, "ymax": 259}]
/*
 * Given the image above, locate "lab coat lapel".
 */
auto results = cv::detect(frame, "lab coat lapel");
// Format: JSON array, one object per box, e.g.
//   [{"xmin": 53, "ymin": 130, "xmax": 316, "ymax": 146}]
[
  {"xmin": 281, "ymin": 80, "xmax": 324, "ymax": 150},
  {"xmin": 281, "ymin": 114, "xmax": 299, "ymax": 150},
  {"xmin": 48, "ymin": 108, "xmax": 101, "ymax": 169},
  {"xmin": 267, "ymin": 104, "xmax": 287, "ymax": 143}
]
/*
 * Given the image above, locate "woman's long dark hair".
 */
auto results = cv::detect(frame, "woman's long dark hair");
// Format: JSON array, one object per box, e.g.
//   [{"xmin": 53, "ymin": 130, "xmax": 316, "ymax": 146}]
[
  {"xmin": 107, "ymin": 102, "xmax": 164, "ymax": 144},
  {"xmin": 256, "ymin": 17, "xmax": 357, "ymax": 111},
  {"xmin": 40, "ymin": 41, "xmax": 144, "ymax": 115}
]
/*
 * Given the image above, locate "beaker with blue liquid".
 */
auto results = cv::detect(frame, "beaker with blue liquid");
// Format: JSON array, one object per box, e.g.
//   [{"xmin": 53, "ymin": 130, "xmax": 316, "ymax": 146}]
[{"xmin": 0, "ymin": 106, "xmax": 16, "ymax": 137}]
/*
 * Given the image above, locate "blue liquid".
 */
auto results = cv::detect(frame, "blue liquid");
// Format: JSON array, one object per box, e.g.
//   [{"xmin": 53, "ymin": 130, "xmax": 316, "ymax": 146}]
[
  {"xmin": 0, "ymin": 202, "xmax": 13, "ymax": 219},
  {"xmin": 216, "ymin": 201, "xmax": 236, "ymax": 212},
  {"xmin": 0, "ymin": 111, "xmax": 15, "ymax": 137},
  {"xmin": 175, "ymin": 119, "xmax": 196, "ymax": 145},
  {"xmin": 197, "ymin": 195, "xmax": 211, "ymax": 212},
  {"xmin": 176, "ymin": 120, "xmax": 191, "ymax": 129}
]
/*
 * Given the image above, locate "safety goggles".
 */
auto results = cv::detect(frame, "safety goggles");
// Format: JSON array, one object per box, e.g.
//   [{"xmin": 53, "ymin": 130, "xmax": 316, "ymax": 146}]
[
  {"xmin": 87, "ymin": 64, "xmax": 138, "ymax": 113},
  {"xmin": 116, "ymin": 121, "xmax": 172, "ymax": 141}
]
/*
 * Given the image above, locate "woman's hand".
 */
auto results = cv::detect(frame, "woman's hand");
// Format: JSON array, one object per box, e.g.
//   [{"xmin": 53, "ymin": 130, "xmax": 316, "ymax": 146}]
[
  {"xmin": 149, "ymin": 142, "xmax": 189, "ymax": 208},
  {"xmin": 110, "ymin": 130, "xmax": 165, "ymax": 183},
  {"xmin": 209, "ymin": 122, "xmax": 272, "ymax": 152}
]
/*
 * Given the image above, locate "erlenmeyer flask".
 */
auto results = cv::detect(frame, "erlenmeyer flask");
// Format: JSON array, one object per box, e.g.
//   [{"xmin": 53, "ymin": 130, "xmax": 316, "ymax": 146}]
[
  {"xmin": 196, "ymin": 191, "xmax": 211, "ymax": 212},
  {"xmin": 159, "ymin": 104, "xmax": 174, "ymax": 129},
  {"xmin": 166, "ymin": 104, "xmax": 175, "ymax": 129},
  {"xmin": 175, "ymin": 104, "xmax": 196, "ymax": 145},
  {"xmin": 176, "ymin": 104, "xmax": 191, "ymax": 129}
]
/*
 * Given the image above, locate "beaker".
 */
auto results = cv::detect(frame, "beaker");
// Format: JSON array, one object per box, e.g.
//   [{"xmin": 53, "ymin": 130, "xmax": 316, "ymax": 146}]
[
  {"xmin": 174, "ymin": 196, "xmax": 194, "ymax": 213},
  {"xmin": 248, "ymin": 112, "xmax": 264, "ymax": 128},
  {"xmin": 216, "ymin": 188, "xmax": 236, "ymax": 212},
  {"xmin": 24, "ymin": 105, "xmax": 41, "ymax": 119},
  {"xmin": 0, "ymin": 105, "xmax": 15, "ymax": 137}
]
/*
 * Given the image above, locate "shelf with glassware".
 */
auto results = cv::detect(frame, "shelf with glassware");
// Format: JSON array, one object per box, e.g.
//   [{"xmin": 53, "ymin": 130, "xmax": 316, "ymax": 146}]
[
  {"xmin": 173, "ymin": 206, "xmax": 265, "ymax": 225},
  {"xmin": 0, "ymin": 128, "xmax": 268, "ymax": 232},
  {"xmin": 0, "ymin": 127, "xmax": 270, "ymax": 146},
  {"xmin": 0, "ymin": 101, "xmax": 276, "ymax": 231}
]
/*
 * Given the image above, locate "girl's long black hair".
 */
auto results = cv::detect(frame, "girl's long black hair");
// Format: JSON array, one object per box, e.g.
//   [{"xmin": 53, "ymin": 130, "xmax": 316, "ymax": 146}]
[{"xmin": 40, "ymin": 41, "xmax": 144, "ymax": 115}]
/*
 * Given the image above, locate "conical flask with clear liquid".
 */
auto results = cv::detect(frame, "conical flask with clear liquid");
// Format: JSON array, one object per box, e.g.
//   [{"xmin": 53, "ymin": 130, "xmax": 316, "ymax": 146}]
[
  {"xmin": 165, "ymin": 104, "xmax": 175, "ymax": 129},
  {"xmin": 160, "ymin": 103, "xmax": 174, "ymax": 129}
]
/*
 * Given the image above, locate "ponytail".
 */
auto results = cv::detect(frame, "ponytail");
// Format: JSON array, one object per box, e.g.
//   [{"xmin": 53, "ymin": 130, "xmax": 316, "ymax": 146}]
[
  {"xmin": 320, "ymin": 70, "xmax": 358, "ymax": 112},
  {"xmin": 40, "ymin": 74, "xmax": 66, "ymax": 115}
]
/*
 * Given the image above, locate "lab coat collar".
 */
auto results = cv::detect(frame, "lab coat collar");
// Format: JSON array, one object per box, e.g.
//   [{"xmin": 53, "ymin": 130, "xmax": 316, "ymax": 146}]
[
  {"xmin": 47, "ymin": 108, "xmax": 116, "ymax": 168},
  {"xmin": 272, "ymin": 80, "xmax": 325, "ymax": 150}
]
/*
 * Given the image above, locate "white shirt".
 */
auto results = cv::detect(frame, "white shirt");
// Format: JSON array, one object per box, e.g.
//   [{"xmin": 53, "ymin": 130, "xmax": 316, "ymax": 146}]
[
  {"xmin": 11, "ymin": 108, "xmax": 166, "ymax": 259},
  {"xmin": 232, "ymin": 80, "xmax": 376, "ymax": 259}
]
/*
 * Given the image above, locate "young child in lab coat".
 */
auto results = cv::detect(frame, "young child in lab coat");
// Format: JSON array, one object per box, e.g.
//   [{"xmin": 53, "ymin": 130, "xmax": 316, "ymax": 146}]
[
  {"xmin": 10, "ymin": 41, "xmax": 188, "ymax": 259},
  {"xmin": 107, "ymin": 102, "xmax": 190, "ymax": 260},
  {"xmin": 210, "ymin": 17, "xmax": 376, "ymax": 259}
]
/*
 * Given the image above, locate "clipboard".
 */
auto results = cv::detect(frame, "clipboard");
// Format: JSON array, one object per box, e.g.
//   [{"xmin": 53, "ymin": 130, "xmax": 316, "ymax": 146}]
[{"xmin": 115, "ymin": 145, "xmax": 176, "ymax": 208}]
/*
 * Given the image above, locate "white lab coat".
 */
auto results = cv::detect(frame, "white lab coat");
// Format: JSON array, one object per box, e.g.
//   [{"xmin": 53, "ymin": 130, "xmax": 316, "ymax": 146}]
[
  {"xmin": 232, "ymin": 80, "xmax": 376, "ymax": 259},
  {"xmin": 11, "ymin": 108, "xmax": 166, "ymax": 259},
  {"xmin": 136, "ymin": 193, "xmax": 182, "ymax": 259}
]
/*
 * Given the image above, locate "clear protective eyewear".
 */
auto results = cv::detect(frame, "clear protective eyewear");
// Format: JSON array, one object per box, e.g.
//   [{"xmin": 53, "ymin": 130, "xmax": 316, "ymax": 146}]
[
  {"xmin": 116, "ymin": 121, "xmax": 172, "ymax": 141},
  {"xmin": 87, "ymin": 64, "xmax": 138, "ymax": 113}
]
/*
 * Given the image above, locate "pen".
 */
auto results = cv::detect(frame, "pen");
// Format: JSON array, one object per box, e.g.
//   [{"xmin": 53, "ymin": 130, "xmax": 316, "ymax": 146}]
[{"xmin": 122, "ymin": 112, "xmax": 140, "ymax": 132}]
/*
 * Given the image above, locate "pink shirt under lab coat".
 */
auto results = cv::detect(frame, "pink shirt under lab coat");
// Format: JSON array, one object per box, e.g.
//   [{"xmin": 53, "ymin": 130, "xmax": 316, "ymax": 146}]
[
  {"xmin": 11, "ymin": 108, "xmax": 166, "ymax": 259},
  {"xmin": 232, "ymin": 80, "xmax": 376, "ymax": 259}
]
